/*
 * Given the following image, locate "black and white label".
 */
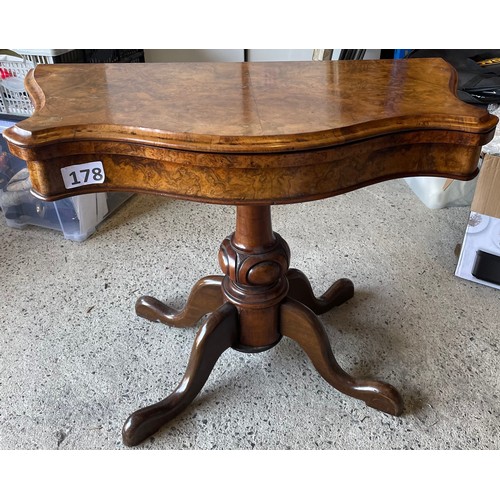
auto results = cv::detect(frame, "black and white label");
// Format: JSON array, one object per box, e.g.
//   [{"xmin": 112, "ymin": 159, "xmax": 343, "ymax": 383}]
[{"xmin": 61, "ymin": 161, "xmax": 105, "ymax": 189}]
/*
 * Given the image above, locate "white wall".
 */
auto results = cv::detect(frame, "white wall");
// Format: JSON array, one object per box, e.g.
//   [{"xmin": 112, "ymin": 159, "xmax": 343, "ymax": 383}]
[
  {"xmin": 246, "ymin": 49, "xmax": 314, "ymax": 61},
  {"xmin": 144, "ymin": 49, "xmax": 381, "ymax": 63},
  {"xmin": 144, "ymin": 49, "xmax": 243, "ymax": 62},
  {"xmin": 247, "ymin": 49, "xmax": 381, "ymax": 61}
]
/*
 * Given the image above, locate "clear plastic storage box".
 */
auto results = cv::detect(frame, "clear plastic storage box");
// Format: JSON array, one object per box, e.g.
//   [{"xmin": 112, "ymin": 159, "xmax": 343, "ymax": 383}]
[{"xmin": 0, "ymin": 118, "xmax": 133, "ymax": 241}]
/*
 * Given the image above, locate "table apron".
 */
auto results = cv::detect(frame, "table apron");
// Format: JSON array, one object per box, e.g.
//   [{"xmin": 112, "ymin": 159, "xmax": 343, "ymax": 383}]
[{"xmin": 17, "ymin": 130, "xmax": 486, "ymax": 204}]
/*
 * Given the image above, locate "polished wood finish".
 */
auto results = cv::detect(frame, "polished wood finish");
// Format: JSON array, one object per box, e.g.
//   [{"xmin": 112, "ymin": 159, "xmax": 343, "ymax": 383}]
[
  {"xmin": 4, "ymin": 60, "xmax": 497, "ymax": 203},
  {"xmin": 122, "ymin": 302, "xmax": 239, "ymax": 447},
  {"xmin": 219, "ymin": 206, "xmax": 290, "ymax": 350},
  {"xmin": 136, "ymin": 275, "xmax": 223, "ymax": 328},
  {"xmin": 4, "ymin": 60, "xmax": 497, "ymax": 446},
  {"xmin": 128, "ymin": 208, "xmax": 398, "ymax": 445},
  {"xmin": 287, "ymin": 269, "xmax": 354, "ymax": 315},
  {"xmin": 281, "ymin": 298, "xmax": 403, "ymax": 416}
]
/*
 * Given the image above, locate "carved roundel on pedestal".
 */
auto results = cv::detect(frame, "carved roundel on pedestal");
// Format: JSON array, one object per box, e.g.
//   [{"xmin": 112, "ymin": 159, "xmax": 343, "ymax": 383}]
[{"xmin": 218, "ymin": 233, "xmax": 290, "ymax": 289}]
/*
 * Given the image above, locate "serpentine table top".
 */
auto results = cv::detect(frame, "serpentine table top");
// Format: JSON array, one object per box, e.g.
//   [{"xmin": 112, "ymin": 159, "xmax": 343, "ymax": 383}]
[{"xmin": 4, "ymin": 58, "xmax": 497, "ymax": 203}]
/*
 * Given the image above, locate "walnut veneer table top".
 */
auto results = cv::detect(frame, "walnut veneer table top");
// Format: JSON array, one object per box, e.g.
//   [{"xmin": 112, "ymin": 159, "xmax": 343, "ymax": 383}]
[{"xmin": 5, "ymin": 58, "xmax": 498, "ymax": 203}]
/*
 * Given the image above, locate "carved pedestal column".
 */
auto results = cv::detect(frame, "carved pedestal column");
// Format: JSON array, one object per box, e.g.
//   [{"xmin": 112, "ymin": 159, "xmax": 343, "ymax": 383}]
[{"xmin": 218, "ymin": 205, "xmax": 290, "ymax": 351}]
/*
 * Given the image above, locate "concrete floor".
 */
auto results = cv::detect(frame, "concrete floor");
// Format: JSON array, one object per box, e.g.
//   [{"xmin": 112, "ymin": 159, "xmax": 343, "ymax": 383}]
[{"xmin": 1, "ymin": 179, "xmax": 499, "ymax": 450}]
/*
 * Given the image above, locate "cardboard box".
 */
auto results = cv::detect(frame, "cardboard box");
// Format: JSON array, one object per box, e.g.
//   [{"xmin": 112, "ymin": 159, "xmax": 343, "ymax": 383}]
[{"xmin": 456, "ymin": 154, "xmax": 500, "ymax": 290}]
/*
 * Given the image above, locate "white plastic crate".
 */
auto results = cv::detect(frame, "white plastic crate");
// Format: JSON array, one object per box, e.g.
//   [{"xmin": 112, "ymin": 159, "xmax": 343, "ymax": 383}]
[
  {"xmin": 0, "ymin": 56, "xmax": 35, "ymax": 116},
  {"xmin": 12, "ymin": 49, "xmax": 76, "ymax": 64}
]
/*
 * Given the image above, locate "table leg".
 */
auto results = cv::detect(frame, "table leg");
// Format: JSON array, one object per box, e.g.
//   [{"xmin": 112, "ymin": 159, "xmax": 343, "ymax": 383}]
[
  {"xmin": 135, "ymin": 275, "xmax": 224, "ymax": 328},
  {"xmin": 287, "ymin": 268, "xmax": 354, "ymax": 314},
  {"xmin": 122, "ymin": 302, "xmax": 238, "ymax": 447},
  {"xmin": 280, "ymin": 297, "xmax": 403, "ymax": 416}
]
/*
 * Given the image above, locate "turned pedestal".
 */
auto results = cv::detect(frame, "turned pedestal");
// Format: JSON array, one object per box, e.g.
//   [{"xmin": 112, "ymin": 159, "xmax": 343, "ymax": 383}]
[{"xmin": 124, "ymin": 205, "xmax": 402, "ymax": 446}]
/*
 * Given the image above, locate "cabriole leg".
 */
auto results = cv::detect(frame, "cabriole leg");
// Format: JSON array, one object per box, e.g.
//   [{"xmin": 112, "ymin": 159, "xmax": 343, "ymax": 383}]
[
  {"xmin": 136, "ymin": 275, "xmax": 224, "ymax": 328},
  {"xmin": 122, "ymin": 302, "xmax": 238, "ymax": 447},
  {"xmin": 280, "ymin": 297, "xmax": 403, "ymax": 416}
]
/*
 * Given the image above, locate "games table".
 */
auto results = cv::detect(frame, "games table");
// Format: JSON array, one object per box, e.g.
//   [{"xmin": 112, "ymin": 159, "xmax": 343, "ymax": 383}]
[{"xmin": 4, "ymin": 59, "xmax": 497, "ymax": 446}]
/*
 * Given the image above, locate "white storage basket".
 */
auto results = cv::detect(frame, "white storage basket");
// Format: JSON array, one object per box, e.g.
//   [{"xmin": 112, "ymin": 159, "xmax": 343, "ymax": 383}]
[{"xmin": 0, "ymin": 57, "xmax": 35, "ymax": 116}]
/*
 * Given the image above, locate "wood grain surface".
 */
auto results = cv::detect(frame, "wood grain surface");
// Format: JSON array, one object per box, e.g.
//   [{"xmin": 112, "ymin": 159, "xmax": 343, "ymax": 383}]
[{"xmin": 4, "ymin": 59, "xmax": 497, "ymax": 203}]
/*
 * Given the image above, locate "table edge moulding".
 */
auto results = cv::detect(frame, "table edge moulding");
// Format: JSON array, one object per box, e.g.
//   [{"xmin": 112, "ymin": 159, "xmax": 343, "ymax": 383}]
[{"xmin": 4, "ymin": 58, "xmax": 497, "ymax": 447}]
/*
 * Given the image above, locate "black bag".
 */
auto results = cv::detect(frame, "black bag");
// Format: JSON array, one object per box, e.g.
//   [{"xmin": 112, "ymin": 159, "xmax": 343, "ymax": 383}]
[{"xmin": 406, "ymin": 50, "xmax": 500, "ymax": 106}]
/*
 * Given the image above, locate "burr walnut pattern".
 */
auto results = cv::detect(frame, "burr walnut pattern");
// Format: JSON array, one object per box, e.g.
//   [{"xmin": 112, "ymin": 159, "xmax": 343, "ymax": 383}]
[{"xmin": 4, "ymin": 59, "xmax": 497, "ymax": 203}]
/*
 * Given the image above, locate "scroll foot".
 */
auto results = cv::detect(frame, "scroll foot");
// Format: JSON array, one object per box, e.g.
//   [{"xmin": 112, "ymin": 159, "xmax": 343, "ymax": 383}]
[
  {"xmin": 123, "ymin": 302, "xmax": 238, "ymax": 447},
  {"xmin": 286, "ymin": 268, "xmax": 354, "ymax": 315},
  {"xmin": 280, "ymin": 298, "xmax": 403, "ymax": 416},
  {"xmin": 136, "ymin": 275, "xmax": 224, "ymax": 328}
]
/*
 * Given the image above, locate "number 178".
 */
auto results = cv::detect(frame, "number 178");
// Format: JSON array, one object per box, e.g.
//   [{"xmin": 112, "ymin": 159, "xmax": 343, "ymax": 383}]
[{"xmin": 68, "ymin": 167, "xmax": 104, "ymax": 186}]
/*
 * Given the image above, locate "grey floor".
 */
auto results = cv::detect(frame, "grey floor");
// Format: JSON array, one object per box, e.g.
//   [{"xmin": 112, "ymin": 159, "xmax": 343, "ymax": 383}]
[{"xmin": 1, "ymin": 179, "xmax": 499, "ymax": 450}]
